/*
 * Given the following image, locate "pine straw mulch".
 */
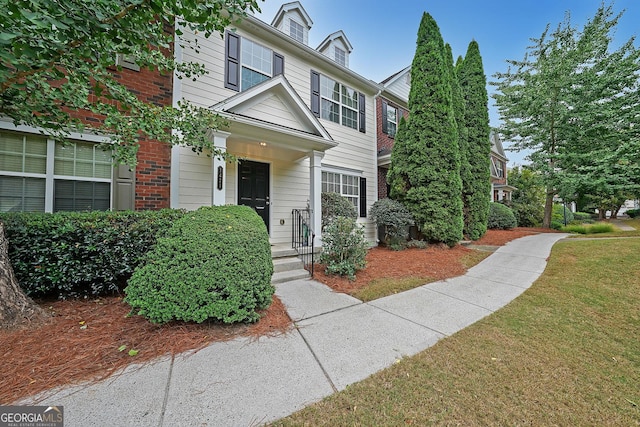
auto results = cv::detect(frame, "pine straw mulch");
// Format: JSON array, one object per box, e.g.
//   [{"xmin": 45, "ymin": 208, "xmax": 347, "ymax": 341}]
[
  {"xmin": 312, "ymin": 227, "xmax": 555, "ymax": 296},
  {"xmin": 0, "ymin": 227, "xmax": 556, "ymax": 405},
  {"xmin": 1, "ymin": 295, "xmax": 292, "ymax": 405}
]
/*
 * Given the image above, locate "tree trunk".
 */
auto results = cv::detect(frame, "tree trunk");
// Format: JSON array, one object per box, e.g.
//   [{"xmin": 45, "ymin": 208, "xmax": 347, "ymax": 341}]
[
  {"xmin": 0, "ymin": 223, "xmax": 48, "ymax": 329},
  {"xmin": 542, "ymin": 189, "xmax": 554, "ymax": 228}
]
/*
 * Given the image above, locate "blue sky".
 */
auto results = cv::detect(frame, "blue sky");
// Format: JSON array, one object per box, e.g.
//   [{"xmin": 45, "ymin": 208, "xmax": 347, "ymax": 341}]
[{"xmin": 255, "ymin": 1, "xmax": 639, "ymax": 165}]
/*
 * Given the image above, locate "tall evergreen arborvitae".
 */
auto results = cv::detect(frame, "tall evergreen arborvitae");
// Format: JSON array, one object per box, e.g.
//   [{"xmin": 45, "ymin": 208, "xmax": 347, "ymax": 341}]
[
  {"xmin": 457, "ymin": 41, "xmax": 491, "ymax": 240},
  {"xmin": 449, "ymin": 46, "xmax": 472, "ymax": 239},
  {"xmin": 387, "ymin": 13, "xmax": 463, "ymax": 246}
]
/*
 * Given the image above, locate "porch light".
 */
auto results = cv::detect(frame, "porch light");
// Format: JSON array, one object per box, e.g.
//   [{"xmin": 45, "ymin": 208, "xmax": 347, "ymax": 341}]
[{"xmin": 259, "ymin": 142, "xmax": 267, "ymax": 147}]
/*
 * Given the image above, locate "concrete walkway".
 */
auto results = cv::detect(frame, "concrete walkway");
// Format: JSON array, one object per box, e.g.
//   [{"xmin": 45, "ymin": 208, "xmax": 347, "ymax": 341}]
[{"xmin": 22, "ymin": 233, "xmax": 567, "ymax": 427}]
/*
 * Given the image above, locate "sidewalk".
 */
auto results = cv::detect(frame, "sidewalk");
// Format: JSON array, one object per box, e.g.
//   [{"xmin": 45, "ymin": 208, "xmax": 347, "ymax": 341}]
[{"xmin": 22, "ymin": 233, "xmax": 567, "ymax": 427}]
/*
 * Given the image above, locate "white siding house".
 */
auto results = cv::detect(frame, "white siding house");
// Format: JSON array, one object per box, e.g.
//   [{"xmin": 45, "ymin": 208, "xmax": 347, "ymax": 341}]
[{"xmin": 171, "ymin": 1, "xmax": 379, "ymax": 245}]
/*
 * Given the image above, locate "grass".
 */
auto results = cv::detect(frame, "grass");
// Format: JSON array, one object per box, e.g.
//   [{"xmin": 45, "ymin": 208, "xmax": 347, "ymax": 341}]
[
  {"xmin": 271, "ymin": 238, "xmax": 640, "ymax": 426},
  {"xmin": 562, "ymin": 223, "xmax": 615, "ymax": 234},
  {"xmin": 350, "ymin": 250, "xmax": 492, "ymax": 302},
  {"xmin": 570, "ymin": 218, "xmax": 640, "ymax": 238},
  {"xmin": 352, "ymin": 277, "xmax": 433, "ymax": 302}
]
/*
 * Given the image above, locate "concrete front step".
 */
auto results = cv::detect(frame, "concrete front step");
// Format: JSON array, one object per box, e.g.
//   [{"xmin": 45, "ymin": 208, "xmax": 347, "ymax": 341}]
[
  {"xmin": 272, "ymin": 269, "xmax": 310, "ymax": 284},
  {"xmin": 273, "ymin": 256, "xmax": 305, "ymax": 274}
]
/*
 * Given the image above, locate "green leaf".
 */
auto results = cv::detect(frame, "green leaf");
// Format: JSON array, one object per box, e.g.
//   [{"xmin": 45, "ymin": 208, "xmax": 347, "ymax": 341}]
[
  {"xmin": 128, "ymin": 349, "xmax": 139, "ymax": 356},
  {"xmin": 118, "ymin": 345, "xmax": 127, "ymax": 352}
]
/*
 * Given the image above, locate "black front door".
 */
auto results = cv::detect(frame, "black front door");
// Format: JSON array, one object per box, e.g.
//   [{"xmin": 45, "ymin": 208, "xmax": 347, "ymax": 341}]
[{"xmin": 238, "ymin": 160, "xmax": 270, "ymax": 231}]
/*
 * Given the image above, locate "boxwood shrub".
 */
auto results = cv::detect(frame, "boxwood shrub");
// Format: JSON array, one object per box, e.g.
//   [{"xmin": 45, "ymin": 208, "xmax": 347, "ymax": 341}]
[
  {"xmin": 487, "ymin": 202, "xmax": 517, "ymax": 230},
  {"xmin": 124, "ymin": 205, "xmax": 274, "ymax": 324},
  {"xmin": 0, "ymin": 210, "xmax": 184, "ymax": 298}
]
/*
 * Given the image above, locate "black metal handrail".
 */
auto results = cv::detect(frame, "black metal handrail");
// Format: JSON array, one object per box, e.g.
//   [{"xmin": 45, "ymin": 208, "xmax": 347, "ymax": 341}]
[{"xmin": 292, "ymin": 208, "xmax": 315, "ymax": 276}]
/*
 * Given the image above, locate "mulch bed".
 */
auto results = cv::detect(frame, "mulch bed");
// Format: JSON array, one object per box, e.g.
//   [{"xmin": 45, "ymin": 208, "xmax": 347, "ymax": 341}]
[{"xmin": 0, "ymin": 227, "xmax": 552, "ymax": 404}]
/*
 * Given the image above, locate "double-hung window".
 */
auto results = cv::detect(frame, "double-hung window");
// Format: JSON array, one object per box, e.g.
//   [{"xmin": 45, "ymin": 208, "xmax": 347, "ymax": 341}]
[
  {"xmin": 241, "ymin": 39, "xmax": 272, "ymax": 91},
  {"xmin": 322, "ymin": 171, "xmax": 359, "ymax": 209},
  {"xmin": 0, "ymin": 131, "xmax": 112, "ymax": 212},
  {"xmin": 289, "ymin": 19, "xmax": 304, "ymax": 43},
  {"xmin": 316, "ymin": 74, "xmax": 362, "ymax": 131},
  {"xmin": 224, "ymin": 32, "xmax": 284, "ymax": 92},
  {"xmin": 334, "ymin": 47, "xmax": 346, "ymax": 66},
  {"xmin": 382, "ymin": 101, "xmax": 400, "ymax": 137}
]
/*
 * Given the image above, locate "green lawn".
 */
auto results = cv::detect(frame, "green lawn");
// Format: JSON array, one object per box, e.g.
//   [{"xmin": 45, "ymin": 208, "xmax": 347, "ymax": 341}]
[
  {"xmin": 271, "ymin": 238, "xmax": 640, "ymax": 426},
  {"xmin": 569, "ymin": 218, "xmax": 640, "ymax": 238}
]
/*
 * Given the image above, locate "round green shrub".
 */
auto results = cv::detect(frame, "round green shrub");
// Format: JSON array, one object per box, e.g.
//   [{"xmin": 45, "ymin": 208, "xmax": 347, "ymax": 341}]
[
  {"xmin": 369, "ymin": 198, "xmax": 414, "ymax": 249},
  {"xmin": 551, "ymin": 204, "xmax": 574, "ymax": 230},
  {"xmin": 487, "ymin": 202, "xmax": 517, "ymax": 230},
  {"xmin": 510, "ymin": 201, "xmax": 544, "ymax": 228},
  {"xmin": 625, "ymin": 208, "xmax": 639, "ymax": 218},
  {"xmin": 124, "ymin": 205, "xmax": 274, "ymax": 324},
  {"xmin": 321, "ymin": 192, "xmax": 356, "ymax": 229}
]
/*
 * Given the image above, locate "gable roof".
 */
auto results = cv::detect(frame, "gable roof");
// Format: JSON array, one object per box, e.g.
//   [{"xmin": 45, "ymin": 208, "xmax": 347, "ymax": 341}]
[
  {"xmin": 316, "ymin": 30, "xmax": 353, "ymax": 53},
  {"xmin": 210, "ymin": 74, "xmax": 334, "ymax": 143},
  {"xmin": 271, "ymin": 1, "xmax": 313, "ymax": 29},
  {"xmin": 380, "ymin": 66, "xmax": 410, "ymax": 86},
  {"xmin": 490, "ymin": 131, "xmax": 508, "ymax": 161}
]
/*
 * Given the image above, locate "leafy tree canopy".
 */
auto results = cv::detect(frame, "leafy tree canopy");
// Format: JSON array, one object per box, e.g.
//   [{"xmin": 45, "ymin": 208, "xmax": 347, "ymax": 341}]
[
  {"xmin": 0, "ymin": 0, "xmax": 260, "ymax": 165},
  {"xmin": 492, "ymin": 3, "xmax": 640, "ymax": 227}
]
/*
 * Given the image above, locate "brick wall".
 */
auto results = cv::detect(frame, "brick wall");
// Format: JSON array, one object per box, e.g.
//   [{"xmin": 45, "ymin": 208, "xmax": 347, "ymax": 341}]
[{"xmin": 68, "ymin": 58, "xmax": 173, "ymax": 210}]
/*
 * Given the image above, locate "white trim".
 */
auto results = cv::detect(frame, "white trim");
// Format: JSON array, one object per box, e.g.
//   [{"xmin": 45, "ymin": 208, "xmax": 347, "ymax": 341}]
[
  {"xmin": 171, "ymin": 27, "xmax": 183, "ymax": 209},
  {"xmin": 321, "ymin": 164, "xmax": 363, "ymax": 176},
  {"xmin": 0, "ymin": 119, "xmax": 112, "ymax": 143},
  {"xmin": 211, "ymin": 74, "xmax": 334, "ymax": 141}
]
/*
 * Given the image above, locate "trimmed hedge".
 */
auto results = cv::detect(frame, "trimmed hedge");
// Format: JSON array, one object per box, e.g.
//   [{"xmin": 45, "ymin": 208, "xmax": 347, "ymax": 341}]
[
  {"xmin": 487, "ymin": 202, "xmax": 517, "ymax": 230},
  {"xmin": 124, "ymin": 205, "xmax": 274, "ymax": 324},
  {"xmin": 0, "ymin": 210, "xmax": 184, "ymax": 298}
]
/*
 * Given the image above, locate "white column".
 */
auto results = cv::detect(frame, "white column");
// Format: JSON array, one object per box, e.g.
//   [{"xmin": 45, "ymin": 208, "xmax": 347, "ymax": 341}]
[
  {"xmin": 309, "ymin": 150, "xmax": 324, "ymax": 245},
  {"xmin": 211, "ymin": 131, "xmax": 230, "ymax": 206}
]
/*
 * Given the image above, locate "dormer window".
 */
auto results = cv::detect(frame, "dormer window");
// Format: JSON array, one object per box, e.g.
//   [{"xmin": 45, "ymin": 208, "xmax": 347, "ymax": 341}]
[
  {"xmin": 272, "ymin": 2, "xmax": 312, "ymax": 46},
  {"xmin": 334, "ymin": 47, "xmax": 346, "ymax": 66},
  {"xmin": 289, "ymin": 19, "xmax": 304, "ymax": 43}
]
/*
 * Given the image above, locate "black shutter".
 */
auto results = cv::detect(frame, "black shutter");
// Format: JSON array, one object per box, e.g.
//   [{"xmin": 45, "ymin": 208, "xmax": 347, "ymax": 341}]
[
  {"xmin": 359, "ymin": 177, "xmax": 367, "ymax": 217},
  {"xmin": 359, "ymin": 92, "xmax": 366, "ymax": 133},
  {"xmin": 311, "ymin": 70, "xmax": 320, "ymax": 117},
  {"xmin": 398, "ymin": 107, "xmax": 404, "ymax": 121},
  {"xmin": 381, "ymin": 101, "xmax": 388, "ymax": 135},
  {"xmin": 225, "ymin": 32, "xmax": 240, "ymax": 91},
  {"xmin": 273, "ymin": 52, "xmax": 284, "ymax": 76}
]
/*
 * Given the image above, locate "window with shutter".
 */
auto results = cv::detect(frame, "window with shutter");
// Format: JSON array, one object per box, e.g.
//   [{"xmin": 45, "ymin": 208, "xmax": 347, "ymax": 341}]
[{"xmin": 312, "ymin": 71, "xmax": 364, "ymax": 132}]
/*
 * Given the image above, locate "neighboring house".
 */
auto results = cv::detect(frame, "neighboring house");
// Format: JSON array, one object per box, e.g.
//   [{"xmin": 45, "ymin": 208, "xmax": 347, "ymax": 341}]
[
  {"xmin": 376, "ymin": 66, "xmax": 411, "ymax": 200},
  {"xmin": 490, "ymin": 131, "xmax": 516, "ymax": 202},
  {"xmin": 171, "ymin": 1, "xmax": 379, "ymax": 245},
  {"xmin": 0, "ymin": 54, "xmax": 173, "ymax": 213}
]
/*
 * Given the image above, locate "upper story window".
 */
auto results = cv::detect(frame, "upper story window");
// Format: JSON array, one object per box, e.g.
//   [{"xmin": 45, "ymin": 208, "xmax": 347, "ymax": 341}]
[
  {"xmin": 224, "ymin": 32, "xmax": 284, "ymax": 92},
  {"xmin": 241, "ymin": 39, "xmax": 272, "ymax": 91},
  {"xmin": 382, "ymin": 101, "xmax": 400, "ymax": 137},
  {"xmin": 496, "ymin": 160, "xmax": 504, "ymax": 178},
  {"xmin": 386, "ymin": 106, "xmax": 397, "ymax": 137},
  {"xmin": 289, "ymin": 19, "xmax": 304, "ymax": 43},
  {"xmin": 334, "ymin": 47, "xmax": 346, "ymax": 66},
  {"xmin": 320, "ymin": 75, "xmax": 358, "ymax": 129},
  {"xmin": 311, "ymin": 70, "xmax": 366, "ymax": 133},
  {"xmin": 0, "ymin": 131, "xmax": 112, "ymax": 212}
]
